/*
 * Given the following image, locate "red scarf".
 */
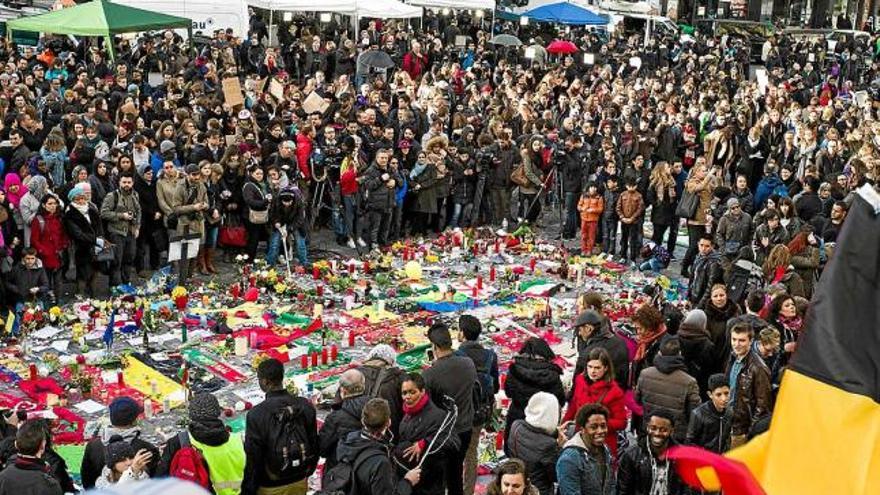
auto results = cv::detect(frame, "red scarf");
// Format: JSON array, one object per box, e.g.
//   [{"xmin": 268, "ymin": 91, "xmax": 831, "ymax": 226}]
[
  {"xmin": 634, "ymin": 325, "xmax": 667, "ymax": 362},
  {"xmin": 772, "ymin": 266, "xmax": 787, "ymax": 285},
  {"xmin": 403, "ymin": 392, "xmax": 430, "ymax": 417}
]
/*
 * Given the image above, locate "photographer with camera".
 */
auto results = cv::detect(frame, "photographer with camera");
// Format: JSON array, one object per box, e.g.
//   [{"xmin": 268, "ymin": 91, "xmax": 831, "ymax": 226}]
[{"xmin": 484, "ymin": 130, "xmax": 517, "ymax": 226}]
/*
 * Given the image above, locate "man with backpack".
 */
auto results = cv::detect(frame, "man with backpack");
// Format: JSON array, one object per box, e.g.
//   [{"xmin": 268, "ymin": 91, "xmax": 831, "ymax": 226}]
[
  {"xmin": 156, "ymin": 393, "xmax": 246, "ymax": 495},
  {"xmin": 80, "ymin": 396, "xmax": 160, "ymax": 489},
  {"xmin": 330, "ymin": 398, "xmax": 421, "ymax": 495},
  {"xmin": 358, "ymin": 344, "xmax": 406, "ymax": 437},
  {"xmin": 319, "ymin": 369, "xmax": 370, "ymax": 480},
  {"xmin": 0, "ymin": 420, "xmax": 62, "ymax": 495},
  {"xmin": 422, "ymin": 322, "xmax": 476, "ymax": 495},
  {"xmin": 243, "ymin": 358, "xmax": 318, "ymax": 495},
  {"xmin": 99, "ymin": 172, "xmax": 141, "ymax": 287},
  {"xmin": 454, "ymin": 314, "xmax": 499, "ymax": 495}
]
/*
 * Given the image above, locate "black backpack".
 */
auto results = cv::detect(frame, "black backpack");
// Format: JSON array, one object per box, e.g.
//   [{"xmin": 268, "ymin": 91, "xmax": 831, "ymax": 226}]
[
  {"xmin": 317, "ymin": 447, "xmax": 383, "ymax": 495},
  {"xmin": 459, "ymin": 348, "xmax": 496, "ymax": 427},
  {"xmin": 265, "ymin": 402, "xmax": 319, "ymax": 482}
]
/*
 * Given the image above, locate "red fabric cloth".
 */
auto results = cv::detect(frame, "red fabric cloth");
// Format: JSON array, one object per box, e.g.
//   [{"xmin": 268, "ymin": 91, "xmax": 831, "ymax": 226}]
[
  {"xmin": 29, "ymin": 212, "xmax": 68, "ymax": 270},
  {"xmin": 666, "ymin": 445, "xmax": 766, "ymax": 495},
  {"xmin": 563, "ymin": 376, "xmax": 626, "ymax": 457},
  {"xmin": 296, "ymin": 133, "xmax": 313, "ymax": 180}
]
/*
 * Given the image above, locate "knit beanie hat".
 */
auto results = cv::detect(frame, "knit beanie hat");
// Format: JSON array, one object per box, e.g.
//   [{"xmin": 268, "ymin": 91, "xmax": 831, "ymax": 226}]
[
  {"xmin": 525, "ymin": 392, "xmax": 560, "ymax": 435},
  {"xmin": 682, "ymin": 309, "xmax": 707, "ymax": 331},
  {"xmin": 188, "ymin": 393, "xmax": 222, "ymax": 422},
  {"xmin": 105, "ymin": 435, "xmax": 134, "ymax": 468},
  {"xmin": 366, "ymin": 344, "xmax": 397, "ymax": 366}
]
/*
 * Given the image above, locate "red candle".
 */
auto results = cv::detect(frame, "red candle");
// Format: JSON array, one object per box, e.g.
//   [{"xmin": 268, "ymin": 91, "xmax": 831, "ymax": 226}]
[
  {"xmin": 494, "ymin": 239, "xmax": 500, "ymax": 253},
  {"xmin": 321, "ymin": 347, "xmax": 328, "ymax": 365},
  {"xmin": 348, "ymin": 331, "xmax": 356, "ymax": 347},
  {"xmin": 312, "ymin": 265, "xmax": 320, "ymax": 280},
  {"xmin": 300, "ymin": 354, "xmax": 309, "ymax": 370},
  {"xmin": 28, "ymin": 364, "xmax": 37, "ymax": 381},
  {"xmin": 231, "ymin": 284, "xmax": 241, "ymax": 300},
  {"xmin": 311, "ymin": 351, "xmax": 319, "ymax": 367},
  {"xmin": 529, "ymin": 257, "xmax": 537, "ymax": 272},
  {"xmin": 363, "ymin": 261, "xmax": 370, "ymax": 274},
  {"xmin": 472, "ymin": 244, "xmax": 479, "ymax": 256},
  {"xmin": 117, "ymin": 371, "xmax": 125, "ymax": 387},
  {"xmin": 489, "ymin": 265, "xmax": 496, "ymax": 282},
  {"xmin": 495, "ymin": 432, "xmax": 504, "ymax": 451},
  {"xmin": 500, "ymin": 373, "xmax": 507, "ymax": 389},
  {"xmin": 476, "ymin": 275, "xmax": 483, "ymax": 290},
  {"xmin": 348, "ymin": 261, "xmax": 356, "ymax": 275},
  {"xmin": 472, "ymin": 286, "xmax": 479, "ymax": 298},
  {"xmin": 316, "ymin": 284, "xmax": 324, "ymax": 297},
  {"xmin": 331, "ymin": 344, "xmax": 339, "ymax": 362}
]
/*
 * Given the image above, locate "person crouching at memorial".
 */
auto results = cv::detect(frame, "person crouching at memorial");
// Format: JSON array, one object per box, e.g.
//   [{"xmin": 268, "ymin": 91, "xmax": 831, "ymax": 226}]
[{"xmin": 269, "ymin": 186, "xmax": 309, "ymax": 266}]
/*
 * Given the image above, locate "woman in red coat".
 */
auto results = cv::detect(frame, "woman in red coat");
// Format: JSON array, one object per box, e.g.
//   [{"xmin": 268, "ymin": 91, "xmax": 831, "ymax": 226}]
[
  {"xmin": 563, "ymin": 347, "xmax": 627, "ymax": 458},
  {"xmin": 29, "ymin": 194, "xmax": 68, "ymax": 299}
]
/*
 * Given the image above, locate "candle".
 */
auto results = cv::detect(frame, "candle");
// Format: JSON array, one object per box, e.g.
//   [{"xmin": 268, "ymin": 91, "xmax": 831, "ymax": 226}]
[
  {"xmin": 321, "ymin": 347, "xmax": 328, "ymax": 365},
  {"xmin": 530, "ymin": 257, "xmax": 537, "ymax": 272},
  {"xmin": 117, "ymin": 370, "xmax": 124, "ymax": 386},
  {"xmin": 476, "ymin": 275, "xmax": 483, "ymax": 290},
  {"xmin": 312, "ymin": 265, "xmax": 320, "ymax": 280},
  {"xmin": 494, "ymin": 238, "xmax": 500, "ymax": 253},
  {"xmin": 489, "ymin": 265, "xmax": 496, "ymax": 282},
  {"xmin": 234, "ymin": 336, "xmax": 248, "ymax": 356},
  {"xmin": 348, "ymin": 261, "xmax": 356, "ymax": 275},
  {"xmin": 311, "ymin": 351, "xmax": 319, "ymax": 367},
  {"xmin": 495, "ymin": 432, "xmax": 504, "ymax": 451},
  {"xmin": 472, "ymin": 286, "xmax": 479, "ymax": 298},
  {"xmin": 363, "ymin": 261, "xmax": 370, "ymax": 274},
  {"xmin": 316, "ymin": 284, "xmax": 324, "ymax": 297},
  {"xmin": 348, "ymin": 331, "xmax": 356, "ymax": 347},
  {"xmin": 313, "ymin": 303, "xmax": 324, "ymax": 318},
  {"xmin": 249, "ymin": 275, "xmax": 256, "ymax": 287},
  {"xmin": 28, "ymin": 364, "xmax": 37, "ymax": 381},
  {"xmin": 331, "ymin": 344, "xmax": 339, "ymax": 362},
  {"xmin": 300, "ymin": 354, "xmax": 309, "ymax": 370}
]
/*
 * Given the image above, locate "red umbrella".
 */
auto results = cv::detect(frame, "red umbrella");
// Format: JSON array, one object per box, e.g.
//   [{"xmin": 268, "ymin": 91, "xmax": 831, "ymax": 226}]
[{"xmin": 546, "ymin": 40, "xmax": 578, "ymax": 55}]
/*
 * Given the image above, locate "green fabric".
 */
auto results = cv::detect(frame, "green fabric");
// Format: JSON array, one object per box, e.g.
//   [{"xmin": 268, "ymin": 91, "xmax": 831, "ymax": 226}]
[
  {"xmin": 7, "ymin": 0, "xmax": 190, "ymax": 37},
  {"xmin": 54, "ymin": 444, "xmax": 86, "ymax": 479},
  {"xmin": 275, "ymin": 313, "xmax": 312, "ymax": 326},
  {"xmin": 190, "ymin": 433, "xmax": 246, "ymax": 495}
]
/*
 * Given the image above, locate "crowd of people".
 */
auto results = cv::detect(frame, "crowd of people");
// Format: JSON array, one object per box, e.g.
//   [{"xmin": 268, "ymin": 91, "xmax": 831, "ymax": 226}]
[{"xmin": 0, "ymin": 4, "xmax": 875, "ymax": 495}]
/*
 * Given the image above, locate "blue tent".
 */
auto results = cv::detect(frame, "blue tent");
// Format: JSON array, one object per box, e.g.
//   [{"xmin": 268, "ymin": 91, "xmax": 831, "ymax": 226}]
[{"xmin": 523, "ymin": 2, "xmax": 607, "ymax": 26}]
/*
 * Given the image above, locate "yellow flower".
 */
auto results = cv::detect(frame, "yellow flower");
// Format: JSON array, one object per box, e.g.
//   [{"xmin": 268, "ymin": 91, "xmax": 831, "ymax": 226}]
[
  {"xmin": 275, "ymin": 283, "xmax": 288, "ymax": 294},
  {"xmin": 49, "ymin": 307, "xmax": 62, "ymax": 318},
  {"xmin": 425, "ymin": 254, "xmax": 439, "ymax": 263},
  {"xmin": 171, "ymin": 286, "xmax": 188, "ymax": 299}
]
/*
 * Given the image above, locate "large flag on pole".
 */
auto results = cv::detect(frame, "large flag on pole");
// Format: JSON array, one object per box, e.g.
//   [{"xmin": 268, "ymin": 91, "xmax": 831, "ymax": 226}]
[{"xmin": 668, "ymin": 184, "xmax": 880, "ymax": 494}]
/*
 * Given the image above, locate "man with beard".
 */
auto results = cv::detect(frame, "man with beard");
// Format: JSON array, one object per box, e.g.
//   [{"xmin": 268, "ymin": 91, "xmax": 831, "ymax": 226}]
[
  {"xmin": 618, "ymin": 409, "xmax": 687, "ymax": 495},
  {"xmin": 100, "ymin": 173, "xmax": 141, "ymax": 287},
  {"xmin": 556, "ymin": 403, "xmax": 616, "ymax": 495}
]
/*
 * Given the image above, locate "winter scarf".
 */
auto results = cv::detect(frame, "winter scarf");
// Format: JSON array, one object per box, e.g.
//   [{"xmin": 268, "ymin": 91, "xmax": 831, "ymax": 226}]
[
  {"xmin": 777, "ymin": 314, "xmax": 803, "ymax": 334},
  {"xmin": 403, "ymin": 392, "xmax": 430, "ymax": 417},
  {"xmin": 634, "ymin": 325, "xmax": 667, "ymax": 362},
  {"xmin": 3, "ymin": 174, "xmax": 23, "ymax": 207},
  {"xmin": 410, "ymin": 159, "xmax": 428, "ymax": 180}
]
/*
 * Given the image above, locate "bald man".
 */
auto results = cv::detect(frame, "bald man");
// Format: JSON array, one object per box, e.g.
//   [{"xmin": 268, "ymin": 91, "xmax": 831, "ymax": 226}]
[{"xmin": 319, "ymin": 369, "xmax": 369, "ymax": 479}]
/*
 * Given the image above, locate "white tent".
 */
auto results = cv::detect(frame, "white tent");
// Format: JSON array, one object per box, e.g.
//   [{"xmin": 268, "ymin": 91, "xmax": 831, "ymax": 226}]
[
  {"xmin": 247, "ymin": 0, "xmax": 421, "ymax": 18},
  {"xmin": 113, "ymin": 0, "xmax": 250, "ymax": 35},
  {"xmin": 406, "ymin": 0, "xmax": 495, "ymax": 10}
]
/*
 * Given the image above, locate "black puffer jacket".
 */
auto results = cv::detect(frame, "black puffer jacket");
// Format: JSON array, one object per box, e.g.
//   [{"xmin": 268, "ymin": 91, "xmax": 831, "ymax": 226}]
[
  {"xmin": 319, "ymin": 395, "xmax": 370, "ymax": 473},
  {"xmin": 503, "ymin": 356, "xmax": 565, "ymax": 434},
  {"xmin": 677, "ymin": 323, "xmax": 716, "ymax": 396},
  {"xmin": 685, "ymin": 401, "xmax": 731, "ymax": 453},
  {"xmin": 361, "ymin": 163, "xmax": 396, "ymax": 211},
  {"xmin": 507, "ymin": 420, "xmax": 560, "ymax": 495}
]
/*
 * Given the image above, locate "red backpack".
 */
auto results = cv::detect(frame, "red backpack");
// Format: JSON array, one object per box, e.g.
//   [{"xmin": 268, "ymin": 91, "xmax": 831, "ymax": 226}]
[{"xmin": 169, "ymin": 431, "xmax": 212, "ymax": 490}]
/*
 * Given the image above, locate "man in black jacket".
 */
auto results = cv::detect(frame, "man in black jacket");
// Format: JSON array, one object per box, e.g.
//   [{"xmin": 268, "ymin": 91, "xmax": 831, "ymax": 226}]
[
  {"xmin": 4, "ymin": 249, "xmax": 50, "ymax": 305},
  {"xmin": 80, "ymin": 396, "xmax": 160, "ymax": 489},
  {"xmin": 686, "ymin": 374, "xmax": 732, "ymax": 453},
  {"xmin": 618, "ymin": 409, "xmax": 687, "ymax": 495},
  {"xmin": 360, "ymin": 149, "xmax": 397, "ymax": 250},
  {"xmin": 319, "ymin": 369, "xmax": 369, "ymax": 479},
  {"xmin": 572, "ymin": 309, "xmax": 630, "ymax": 388},
  {"xmin": 423, "ymin": 323, "xmax": 476, "ymax": 495},
  {"xmin": 243, "ymin": 358, "xmax": 318, "ymax": 495},
  {"xmin": 688, "ymin": 235, "xmax": 725, "ymax": 305},
  {"xmin": 0, "ymin": 420, "xmax": 62, "ymax": 495},
  {"xmin": 336, "ymin": 398, "xmax": 421, "ymax": 495}
]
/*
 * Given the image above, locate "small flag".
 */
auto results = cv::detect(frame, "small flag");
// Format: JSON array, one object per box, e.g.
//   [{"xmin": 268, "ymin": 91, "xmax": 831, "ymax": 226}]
[{"xmin": 103, "ymin": 308, "xmax": 117, "ymax": 347}]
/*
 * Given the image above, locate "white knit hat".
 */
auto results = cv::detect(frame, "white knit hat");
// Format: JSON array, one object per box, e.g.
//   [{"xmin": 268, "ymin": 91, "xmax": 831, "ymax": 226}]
[{"xmin": 525, "ymin": 392, "xmax": 560, "ymax": 435}]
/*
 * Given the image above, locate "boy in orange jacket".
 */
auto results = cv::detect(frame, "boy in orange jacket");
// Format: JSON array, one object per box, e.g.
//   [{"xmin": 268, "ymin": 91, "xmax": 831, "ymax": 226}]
[{"xmin": 577, "ymin": 182, "xmax": 604, "ymax": 254}]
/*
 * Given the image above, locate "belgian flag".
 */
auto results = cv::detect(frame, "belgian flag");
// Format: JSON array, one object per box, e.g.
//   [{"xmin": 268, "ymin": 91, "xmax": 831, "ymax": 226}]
[{"xmin": 668, "ymin": 184, "xmax": 880, "ymax": 494}]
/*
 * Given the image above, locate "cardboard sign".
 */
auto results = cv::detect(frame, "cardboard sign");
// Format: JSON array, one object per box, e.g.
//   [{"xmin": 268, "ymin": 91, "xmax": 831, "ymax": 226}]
[
  {"xmin": 855, "ymin": 90, "xmax": 870, "ymax": 108},
  {"xmin": 755, "ymin": 68, "xmax": 769, "ymax": 95},
  {"xmin": 583, "ymin": 53, "xmax": 595, "ymax": 65},
  {"xmin": 455, "ymin": 35, "xmax": 469, "ymax": 48},
  {"xmin": 148, "ymin": 72, "xmax": 164, "ymax": 87},
  {"xmin": 524, "ymin": 47, "xmax": 536, "ymax": 59},
  {"xmin": 302, "ymin": 91, "xmax": 329, "ymax": 115},
  {"xmin": 269, "ymin": 78, "xmax": 285, "ymax": 102},
  {"xmin": 222, "ymin": 77, "xmax": 244, "ymax": 108},
  {"xmin": 629, "ymin": 57, "xmax": 642, "ymax": 69}
]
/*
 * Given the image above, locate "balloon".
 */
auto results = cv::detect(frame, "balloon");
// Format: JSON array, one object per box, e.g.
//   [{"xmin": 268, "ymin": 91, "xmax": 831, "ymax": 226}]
[{"xmin": 404, "ymin": 260, "xmax": 423, "ymax": 280}]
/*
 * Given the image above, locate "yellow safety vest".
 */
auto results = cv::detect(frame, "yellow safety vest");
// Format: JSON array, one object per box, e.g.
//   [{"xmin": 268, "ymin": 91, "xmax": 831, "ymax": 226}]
[{"xmin": 190, "ymin": 432, "xmax": 246, "ymax": 495}]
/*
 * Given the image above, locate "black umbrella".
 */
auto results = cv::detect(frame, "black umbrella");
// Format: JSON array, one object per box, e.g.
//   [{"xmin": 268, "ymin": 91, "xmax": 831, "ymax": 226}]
[
  {"xmin": 359, "ymin": 49, "xmax": 395, "ymax": 69},
  {"xmin": 489, "ymin": 34, "xmax": 523, "ymax": 47}
]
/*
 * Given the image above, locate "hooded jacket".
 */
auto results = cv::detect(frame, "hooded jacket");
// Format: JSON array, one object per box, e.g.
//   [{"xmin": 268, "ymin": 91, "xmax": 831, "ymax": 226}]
[
  {"xmin": 677, "ymin": 321, "xmax": 715, "ymax": 395},
  {"xmin": 80, "ymin": 426, "xmax": 160, "ymax": 489},
  {"xmin": 555, "ymin": 432, "xmax": 615, "ymax": 495},
  {"xmin": 156, "ymin": 418, "xmax": 233, "ymax": 479},
  {"xmin": 336, "ymin": 430, "xmax": 413, "ymax": 495},
  {"xmin": 563, "ymin": 377, "xmax": 626, "ymax": 456},
  {"xmin": 319, "ymin": 395, "xmax": 370, "ymax": 474},
  {"xmin": 19, "ymin": 176, "xmax": 48, "ymax": 246},
  {"xmin": 701, "ymin": 299, "xmax": 742, "ymax": 368},
  {"xmin": 504, "ymin": 355, "xmax": 566, "ymax": 432},
  {"xmin": 635, "ymin": 355, "xmax": 701, "ymax": 442}
]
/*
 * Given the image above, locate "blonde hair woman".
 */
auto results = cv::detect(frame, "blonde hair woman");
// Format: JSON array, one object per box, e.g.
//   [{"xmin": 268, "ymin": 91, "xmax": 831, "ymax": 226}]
[{"xmin": 681, "ymin": 159, "xmax": 718, "ymax": 277}]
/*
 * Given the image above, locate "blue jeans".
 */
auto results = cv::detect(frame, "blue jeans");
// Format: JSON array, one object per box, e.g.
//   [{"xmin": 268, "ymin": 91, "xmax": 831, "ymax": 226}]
[
  {"xmin": 640, "ymin": 257, "xmax": 664, "ymax": 272},
  {"xmin": 267, "ymin": 227, "xmax": 308, "ymax": 266},
  {"xmin": 449, "ymin": 202, "xmax": 472, "ymax": 229},
  {"xmin": 205, "ymin": 225, "xmax": 219, "ymax": 248},
  {"xmin": 267, "ymin": 229, "xmax": 282, "ymax": 266}
]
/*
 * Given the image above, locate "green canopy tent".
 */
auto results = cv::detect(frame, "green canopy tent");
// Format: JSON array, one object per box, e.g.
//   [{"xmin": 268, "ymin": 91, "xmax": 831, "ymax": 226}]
[{"xmin": 6, "ymin": 0, "xmax": 192, "ymax": 60}]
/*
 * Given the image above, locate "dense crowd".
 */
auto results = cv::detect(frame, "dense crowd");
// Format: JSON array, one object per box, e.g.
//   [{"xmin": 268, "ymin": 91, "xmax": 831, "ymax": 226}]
[{"xmin": 0, "ymin": 6, "xmax": 877, "ymax": 495}]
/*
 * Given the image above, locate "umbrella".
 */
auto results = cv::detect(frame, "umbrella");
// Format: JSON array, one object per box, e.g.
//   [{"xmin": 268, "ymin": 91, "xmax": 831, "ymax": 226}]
[
  {"xmin": 489, "ymin": 34, "xmax": 523, "ymax": 47},
  {"xmin": 546, "ymin": 40, "xmax": 578, "ymax": 55},
  {"xmin": 359, "ymin": 50, "xmax": 394, "ymax": 69}
]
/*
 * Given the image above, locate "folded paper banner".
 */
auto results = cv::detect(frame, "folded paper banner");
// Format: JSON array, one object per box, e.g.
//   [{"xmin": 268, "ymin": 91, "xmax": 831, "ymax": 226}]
[{"xmin": 180, "ymin": 348, "xmax": 248, "ymax": 383}]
